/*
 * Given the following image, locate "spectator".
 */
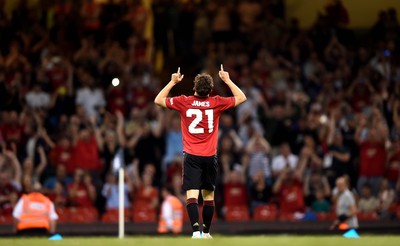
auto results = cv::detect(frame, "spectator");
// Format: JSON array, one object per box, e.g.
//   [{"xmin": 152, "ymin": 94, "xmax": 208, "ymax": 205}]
[
  {"xmin": 272, "ymin": 168, "xmax": 305, "ymax": 214},
  {"xmin": 25, "ymin": 84, "xmax": 50, "ymax": 109},
  {"xmin": 358, "ymin": 184, "xmax": 380, "ymax": 213},
  {"xmin": 170, "ymin": 174, "xmax": 185, "ymax": 204},
  {"xmin": 0, "ymin": 110, "xmax": 23, "ymax": 148},
  {"xmin": 132, "ymin": 172, "xmax": 159, "ymax": 210},
  {"xmin": 223, "ymin": 165, "xmax": 248, "ymax": 208},
  {"xmin": 245, "ymin": 132, "xmax": 272, "ymax": 182},
  {"xmin": 249, "ymin": 170, "xmax": 270, "ymax": 212},
  {"xmin": 44, "ymin": 56, "xmax": 69, "ymax": 92},
  {"xmin": 21, "ymin": 174, "xmax": 34, "ymax": 194},
  {"xmin": 80, "ymin": 0, "xmax": 101, "ymax": 34},
  {"xmin": 298, "ymin": 135, "xmax": 323, "ymax": 172},
  {"xmin": 218, "ymin": 130, "xmax": 244, "ymax": 170},
  {"xmin": 67, "ymin": 169, "xmax": 96, "ymax": 208},
  {"xmin": 325, "ymin": 125, "xmax": 351, "ymax": 187},
  {"xmin": 47, "ymin": 181, "xmax": 67, "ymax": 208},
  {"xmin": 70, "ymin": 123, "xmax": 102, "ymax": 173},
  {"xmin": 24, "ymin": 145, "xmax": 48, "ymax": 182},
  {"xmin": 102, "ymin": 172, "xmax": 131, "ymax": 210},
  {"xmin": 0, "ymin": 170, "xmax": 18, "ymax": 215},
  {"xmin": 378, "ymin": 179, "xmax": 395, "ymax": 217},
  {"xmin": 0, "ymin": 149, "xmax": 21, "ymax": 191},
  {"xmin": 311, "ymin": 189, "xmax": 331, "ymax": 213},
  {"xmin": 271, "ymin": 143, "xmax": 299, "ymax": 177},
  {"xmin": 163, "ymin": 113, "xmax": 183, "ymax": 166},
  {"xmin": 355, "ymin": 124, "xmax": 387, "ymax": 196},
  {"xmin": 303, "ymin": 171, "xmax": 331, "ymax": 206},
  {"xmin": 237, "ymin": 0, "xmax": 262, "ymax": 33},
  {"xmin": 43, "ymin": 164, "xmax": 72, "ymax": 190},
  {"xmin": 48, "ymin": 136, "xmax": 73, "ymax": 170},
  {"xmin": 166, "ymin": 156, "xmax": 183, "ymax": 185},
  {"xmin": 75, "ymin": 72, "xmax": 106, "ymax": 118}
]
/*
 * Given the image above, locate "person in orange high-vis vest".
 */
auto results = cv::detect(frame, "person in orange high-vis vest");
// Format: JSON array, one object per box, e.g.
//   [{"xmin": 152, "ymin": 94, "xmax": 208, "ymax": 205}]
[
  {"xmin": 158, "ymin": 187, "xmax": 183, "ymax": 234},
  {"xmin": 13, "ymin": 182, "xmax": 58, "ymax": 234}
]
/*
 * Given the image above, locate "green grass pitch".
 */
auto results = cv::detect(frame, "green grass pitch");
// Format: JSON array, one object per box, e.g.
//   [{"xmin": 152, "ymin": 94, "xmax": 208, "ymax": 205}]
[{"xmin": 1, "ymin": 236, "xmax": 400, "ymax": 246}]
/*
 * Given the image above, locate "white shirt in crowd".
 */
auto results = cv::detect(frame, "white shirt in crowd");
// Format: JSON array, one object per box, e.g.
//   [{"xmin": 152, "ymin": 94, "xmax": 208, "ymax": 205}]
[
  {"xmin": 101, "ymin": 183, "xmax": 131, "ymax": 209},
  {"xmin": 25, "ymin": 91, "xmax": 50, "ymax": 109},
  {"xmin": 76, "ymin": 87, "xmax": 106, "ymax": 117},
  {"xmin": 271, "ymin": 154, "xmax": 299, "ymax": 173}
]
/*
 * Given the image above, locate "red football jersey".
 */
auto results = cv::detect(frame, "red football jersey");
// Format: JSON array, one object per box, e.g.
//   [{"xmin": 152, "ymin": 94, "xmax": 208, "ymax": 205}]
[{"xmin": 166, "ymin": 95, "xmax": 235, "ymax": 156}]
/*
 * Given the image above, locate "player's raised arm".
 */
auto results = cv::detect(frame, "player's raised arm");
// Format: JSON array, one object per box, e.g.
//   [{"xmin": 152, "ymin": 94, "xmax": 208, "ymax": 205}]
[
  {"xmin": 219, "ymin": 64, "xmax": 247, "ymax": 106},
  {"xmin": 154, "ymin": 67, "xmax": 184, "ymax": 108}
]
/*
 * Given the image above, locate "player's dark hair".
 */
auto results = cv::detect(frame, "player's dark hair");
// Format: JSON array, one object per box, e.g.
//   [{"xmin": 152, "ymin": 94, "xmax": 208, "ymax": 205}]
[{"xmin": 194, "ymin": 74, "xmax": 214, "ymax": 97}]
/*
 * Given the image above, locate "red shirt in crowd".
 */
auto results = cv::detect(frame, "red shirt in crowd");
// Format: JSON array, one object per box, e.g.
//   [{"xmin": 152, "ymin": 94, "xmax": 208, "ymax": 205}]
[
  {"xmin": 278, "ymin": 179, "xmax": 305, "ymax": 213},
  {"xmin": 107, "ymin": 87, "xmax": 126, "ymax": 115},
  {"xmin": 48, "ymin": 192, "xmax": 67, "ymax": 208},
  {"xmin": 166, "ymin": 95, "xmax": 235, "ymax": 157},
  {"xmin": 46, "ymin": 65, "xmax": 68, "ymax": 90},
  {"xmin": 223, "ymin": 183, "xmax": 248, "ymax": 207},
  {"xmin": 49, "ymin": 144, "xmax": 73, "ymax": 168},
  {"xmin": 359, "ymin": 141, "xmax": 386, "ymax": 177},
  {"xmin": 0, "ymin": 183, "xmax": 18, "ymax": 214},
  {"xmin": 67, "ymin": 183, "xmax": 94, "ymax": 207},
  {"xmin": 0, "ymin": 124, "xmax": 23, "ymax": 143},
  {"xmin": 386, "ymin": 150, "xmax": 400, "ymax": 182},
  {"xmin": 70, "ymin": 137, "xmax": 101, "ymax": 173},
  {"xmin": 131, "ymin": 86, "xmax": 153, "ymax": 109},
  {"xmin": 0, "ymin": 183, "xmax": 18, "ymax": 215},
  {"xmin": 134, "ymin": 186, "xmax": 159, "ymax": 207}
]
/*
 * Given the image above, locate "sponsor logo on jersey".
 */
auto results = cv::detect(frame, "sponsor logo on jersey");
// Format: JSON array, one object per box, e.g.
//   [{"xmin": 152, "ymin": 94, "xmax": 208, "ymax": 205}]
[{"xmin": 191, "ymin": 101, "xmax": 210, "ymax": 107}]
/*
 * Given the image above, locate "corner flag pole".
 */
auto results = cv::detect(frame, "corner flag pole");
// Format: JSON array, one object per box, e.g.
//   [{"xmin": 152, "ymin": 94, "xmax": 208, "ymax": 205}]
[
  {"xmin": 118, "ymin": 166, "xmax": 125, "ymax": 239},
  {"xmin": 113, "ymin": 148, "xmax": 125, "ymax": 239}
]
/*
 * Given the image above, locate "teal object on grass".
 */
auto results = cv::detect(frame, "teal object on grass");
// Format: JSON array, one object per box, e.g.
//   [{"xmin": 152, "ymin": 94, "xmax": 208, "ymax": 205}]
[
  {"xmin": 342, "ymin": 229, "xmax": 360, "ymax": 238},
  {"xmin": 48, "ymin": 233, "xmax": 63, "ymax": 240}
]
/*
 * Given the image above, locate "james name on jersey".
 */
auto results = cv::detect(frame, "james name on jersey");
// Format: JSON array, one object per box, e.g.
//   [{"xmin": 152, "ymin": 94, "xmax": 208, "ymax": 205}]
[{"xmin": 191, "ymin": 100, "xmax": 210, "ymax": 107}]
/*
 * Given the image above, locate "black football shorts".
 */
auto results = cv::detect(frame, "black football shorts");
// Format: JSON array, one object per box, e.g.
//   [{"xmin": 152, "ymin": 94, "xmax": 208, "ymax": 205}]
[{"xmin": 182, "ymin": 152, "xmax": 218, "ymax": 191}]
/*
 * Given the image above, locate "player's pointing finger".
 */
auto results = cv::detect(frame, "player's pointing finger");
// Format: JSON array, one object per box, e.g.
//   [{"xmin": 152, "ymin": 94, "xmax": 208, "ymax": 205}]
[
  {"xmin": 220, "ymin": 64, "xmax": 224, "ymax": 71},
  {"xmin": 178, "ymin": 67, "xmax": 180, "ymax": 74}
]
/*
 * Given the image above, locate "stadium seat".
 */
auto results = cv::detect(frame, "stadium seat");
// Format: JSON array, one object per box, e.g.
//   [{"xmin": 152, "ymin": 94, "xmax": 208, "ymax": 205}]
[
  {"xmin": 278, "ymin": 212, "xmax": 295, "ymax": 221},
  {"xmin": 253, "ymin": 205, "xmax": 277, "ymax": 221},
  {"xmin": 55, "ymin": 207, "xmax": 70, "ymax": 223},
  {"xmin": 316, "ymin": 212, "xmax": 329, "ymax": 221},
  {"xmin": 70, "ymin": 207, "xmax": 99, "ymax": 223},
  {"xmin": 225, "ymin": 206, "xmax": 250, "ymax": 222},
  {"xmin": 132, "ymin": 205, "xmax": 157, "ymax": 223},
  {"xmin": 357, "ymin": 212, "xmax": 378, "ymax": 221},
  {"xmin": 0, "ymin": 215, "xmax": 13, "ymax": 224},
  {"xmin": 101, "ymin": 208, "xmax": 131, "ymax": 223}
]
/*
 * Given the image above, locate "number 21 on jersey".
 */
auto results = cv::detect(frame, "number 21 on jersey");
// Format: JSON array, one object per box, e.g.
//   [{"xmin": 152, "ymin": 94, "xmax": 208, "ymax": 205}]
[{"xmin": 186, "ymin": 109, "xmax": 214, "ymax": 134}]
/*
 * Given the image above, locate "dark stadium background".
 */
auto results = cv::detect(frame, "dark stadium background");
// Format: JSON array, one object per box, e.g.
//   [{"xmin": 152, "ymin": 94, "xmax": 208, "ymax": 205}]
[{"xmin": 1, "ymin": 0, "xmax": 400, "ymax": 235}]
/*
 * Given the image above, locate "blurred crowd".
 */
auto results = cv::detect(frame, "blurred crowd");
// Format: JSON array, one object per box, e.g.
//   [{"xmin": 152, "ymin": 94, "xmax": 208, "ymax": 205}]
[{"xmin": 1, "ymin": 0, "xmax": 400, "ymax": 222}]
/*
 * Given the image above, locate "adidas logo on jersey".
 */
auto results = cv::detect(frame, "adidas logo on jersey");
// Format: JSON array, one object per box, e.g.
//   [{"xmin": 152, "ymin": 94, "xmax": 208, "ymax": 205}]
[{"xmin": 191, "ymin": 101, "xmax": 210, "ymax": 107}]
